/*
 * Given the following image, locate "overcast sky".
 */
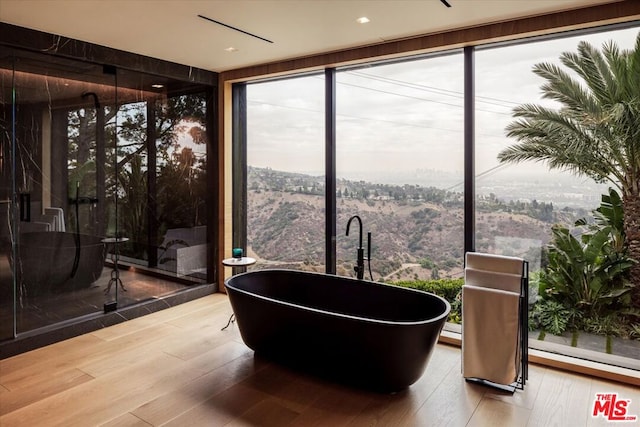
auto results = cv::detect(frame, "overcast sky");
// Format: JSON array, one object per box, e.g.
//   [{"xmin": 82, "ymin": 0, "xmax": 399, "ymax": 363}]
[{"xmin": 246, "ymin": 25, "xmax": 639, "ymax": 185}]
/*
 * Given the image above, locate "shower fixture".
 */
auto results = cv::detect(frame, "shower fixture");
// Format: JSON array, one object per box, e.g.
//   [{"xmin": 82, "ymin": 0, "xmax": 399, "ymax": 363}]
[{"xmin": 81, "ymin": 91, "xmax": 100, "ymax": 109}]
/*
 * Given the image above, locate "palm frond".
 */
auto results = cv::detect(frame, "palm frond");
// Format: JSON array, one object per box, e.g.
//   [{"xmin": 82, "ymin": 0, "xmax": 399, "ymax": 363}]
[
  {"xmin": 561, "ymin": 43, "xmax": 611, "ymax": 106},
  {"xmin": 533, "ymin": 62, "xmax": 601, "ymax": 118},
  {"xmin": 508, "ymin": 104, "xmax": 598, "ymax": 153},
  {"xmin": 601, "ymin": 40, "xmax": 626, "ymax": 100},
  {"xmin": 502, "ymin": 33, "xmax": 640, "ymax": 193},
  {"xmin": 503, "ymin": 104, "xmax": 625, "ymax": 187}
]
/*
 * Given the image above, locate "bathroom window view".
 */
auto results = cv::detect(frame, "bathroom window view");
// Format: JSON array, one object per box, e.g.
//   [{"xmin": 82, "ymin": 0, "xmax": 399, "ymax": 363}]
[
  {"xmin": 246, "ymin": 74, "xmax": 325, "ymax": 271},
  {"xmin": 0, "ymin": 49, "xmax": 211, "ymax": 339},
  {"xmin": 336, "ymin": 53, "xmax": 464, "ymax": 282},
  {"xmin": 475, "ymin": 27, "xmax": 640, "ymax": 367},
  {"xmin": 243, "ymin": 25, "xmax": 640, "ymax": 370}
]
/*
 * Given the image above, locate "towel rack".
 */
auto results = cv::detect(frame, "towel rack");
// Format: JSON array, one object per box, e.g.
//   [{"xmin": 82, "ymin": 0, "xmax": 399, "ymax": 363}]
[{"xmin": 462, "ymin": 252, "xmax": 528, "ymax": 392}]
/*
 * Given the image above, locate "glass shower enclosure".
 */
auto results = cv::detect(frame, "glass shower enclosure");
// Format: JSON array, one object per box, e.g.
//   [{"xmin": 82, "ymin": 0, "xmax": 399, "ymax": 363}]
[
  {"xmin": 0, "ymin": 49, "xmax": 117, "ymax": 339},
  {"xmin": 0, "ymin": 46, "xmax": 211, "ymax": 342}
]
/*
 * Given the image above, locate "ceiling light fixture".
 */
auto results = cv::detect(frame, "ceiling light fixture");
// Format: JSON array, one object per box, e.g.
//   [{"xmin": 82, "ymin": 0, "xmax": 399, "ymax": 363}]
[
  {"xmin": 356, "ymin": 17, "xmax": 370, "ymax": 24},
  {"xmin": 224, "ymin": 47, "xmax": 238, "ymax": 52},
  {"xmin": 151, "ymin": 84, "xmax": 164, "ymax": 89}
]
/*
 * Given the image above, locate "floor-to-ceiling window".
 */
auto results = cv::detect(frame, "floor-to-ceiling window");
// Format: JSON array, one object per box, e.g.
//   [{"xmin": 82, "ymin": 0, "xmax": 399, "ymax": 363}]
[
  {"xmin": 245, "ymin": 75, "xmax": 325, "ymax": 271},
  {"xmin": 336, "ymin": 53, "xmax": 464, "ymax": 282},
  {"xmin": 237, "ymin": 23, "xmax": 640, "ymax": 370},
  {"xmin": 476, "ymin": 26, "xmax": 640, "ymax": 366}
]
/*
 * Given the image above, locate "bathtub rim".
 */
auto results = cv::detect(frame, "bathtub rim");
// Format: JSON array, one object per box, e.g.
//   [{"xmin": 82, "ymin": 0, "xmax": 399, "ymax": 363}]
[
  {"xmin": 18, "ymin": 231, "xmax": 106, "ymax": 252},
  {"xmin": 224, "ymin": 268, "xmax": 451, "ymax": 327}
]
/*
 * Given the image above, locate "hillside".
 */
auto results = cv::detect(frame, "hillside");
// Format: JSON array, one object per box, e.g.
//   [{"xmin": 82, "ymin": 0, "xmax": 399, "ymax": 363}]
[{"xmin": 246, "ymin": 166, "xmax": 577, "ymax": 281}]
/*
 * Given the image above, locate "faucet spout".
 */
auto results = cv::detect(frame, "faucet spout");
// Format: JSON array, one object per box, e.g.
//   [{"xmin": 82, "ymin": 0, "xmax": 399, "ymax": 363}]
[
  {"xmin": 346, "ymin": 215, "xmax": 363, "ymax": 248},
  {"xmin": 346, "ymin": 215, "xmax": 365, "ymax": 279}
]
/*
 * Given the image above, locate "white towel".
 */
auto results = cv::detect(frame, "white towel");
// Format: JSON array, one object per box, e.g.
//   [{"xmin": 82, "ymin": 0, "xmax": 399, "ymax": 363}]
[
  {"xmin": 44, "ymin": 207, "xmax": 65, "ymax": 232},
  {"xmin": 462, "ymin": 284, "xmax": 521, "ymax": 385},
  {"xmin": 37, "ymin": 214, "xmax": 58, "ymax": 232},
  {"xmin": 465, "ymin": 267, "xmax": 522, "ymax": 293},
  {"xmin": 466, "ymin": 252, "xmax": 524, "ymax": 276}
]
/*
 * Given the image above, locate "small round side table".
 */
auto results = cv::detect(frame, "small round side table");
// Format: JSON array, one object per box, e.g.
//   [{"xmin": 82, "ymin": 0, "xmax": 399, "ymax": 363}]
[
  {"xmin": 222, "ymin": 256, "xmax": 257, "ymax": 268},
  {"xmin": 221, "ymin": 256, "xmax": 256, "ymax": 330},
  {"xmin": 102, "ymin": 237, "xmax": 129, "ymax": 294}
]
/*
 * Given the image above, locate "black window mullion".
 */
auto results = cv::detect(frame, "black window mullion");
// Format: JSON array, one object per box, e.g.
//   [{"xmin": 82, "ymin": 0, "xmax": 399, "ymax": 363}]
[
  {"xmin": 146, "ymin": 102, "xmax": 157, "ymax": 267},
  {"xmin": 464, "ymin": 46, "xmax": 475, "ymax": 256},
  {"xmin": 325, "ymin": 68, "xmax": 337, "ymax": 274},
  {"xmin": 232, "ymin": 83, "xmax": 248, "ymax": 263}
]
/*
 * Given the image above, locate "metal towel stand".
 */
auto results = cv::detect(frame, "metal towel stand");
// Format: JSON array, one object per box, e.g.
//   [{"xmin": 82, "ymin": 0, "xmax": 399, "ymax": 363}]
[{"xmin": 462, "ymin": 253, "xmax": 528, "ymax": 393}]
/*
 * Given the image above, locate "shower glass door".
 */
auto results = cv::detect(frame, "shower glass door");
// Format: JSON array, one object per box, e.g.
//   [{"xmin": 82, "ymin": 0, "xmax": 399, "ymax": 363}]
[{"xmin": 1, "ymin": 49, "xmax": 117, "ymax": 335}]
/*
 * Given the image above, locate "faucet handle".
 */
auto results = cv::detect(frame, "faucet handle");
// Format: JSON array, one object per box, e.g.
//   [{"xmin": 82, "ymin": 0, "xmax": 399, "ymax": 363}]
[{"xmin": 354, "ymin": 265, "xmax": 363, "ymax": 276}]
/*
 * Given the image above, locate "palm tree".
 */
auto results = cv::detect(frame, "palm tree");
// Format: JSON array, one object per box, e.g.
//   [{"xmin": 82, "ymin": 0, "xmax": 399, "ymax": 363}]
[{"xmin": 498, "ymin": 33, "xmax": 640, "ymax": 307}]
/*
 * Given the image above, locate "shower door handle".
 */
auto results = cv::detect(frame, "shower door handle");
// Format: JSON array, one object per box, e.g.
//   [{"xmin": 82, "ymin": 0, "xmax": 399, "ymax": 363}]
[{"xmin": 19, "ymin": 193, "xmax": 30, "ymax": 222}]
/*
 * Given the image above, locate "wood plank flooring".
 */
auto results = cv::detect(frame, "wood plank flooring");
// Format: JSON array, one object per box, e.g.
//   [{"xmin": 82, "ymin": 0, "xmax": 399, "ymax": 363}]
[{"xmin": 1, "ymin": 294, "xmax": 638, "ymax": 426}]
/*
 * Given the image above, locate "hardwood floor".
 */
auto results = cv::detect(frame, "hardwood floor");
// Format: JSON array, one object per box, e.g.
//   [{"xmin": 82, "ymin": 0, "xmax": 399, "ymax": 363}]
[{"xmin": 1, "ymin": 294, "xmax": 638, "ymax": 426}]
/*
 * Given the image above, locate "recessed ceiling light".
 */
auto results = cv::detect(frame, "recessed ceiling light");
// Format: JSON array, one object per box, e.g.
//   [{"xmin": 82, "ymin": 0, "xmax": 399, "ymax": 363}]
[
  {"xmin": 151, "ymin": 84, "xmax": 164, "ymax": 89},
  {"xmin": 225, "ymin": 47, "xmax": 238, "ymax": 52},
  {"xmin": 356, "ymin": 17, "xmax": 370, "ymax": 24}
]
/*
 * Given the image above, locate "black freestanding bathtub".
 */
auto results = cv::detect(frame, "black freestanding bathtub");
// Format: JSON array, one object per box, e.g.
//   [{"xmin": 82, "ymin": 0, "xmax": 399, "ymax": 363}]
[
  {"xmin": 224, "ymin": 269, "xmax": 451, "ymax": 392},
  {"xmin": 18, "ymin": 231, "xmax": 106, "ymax": 295}
]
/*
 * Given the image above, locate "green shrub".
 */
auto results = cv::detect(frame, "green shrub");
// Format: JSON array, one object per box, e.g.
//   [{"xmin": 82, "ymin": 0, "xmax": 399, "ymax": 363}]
[
  {"xmin": 540, "ymin": 189, "xmax": 635, "ymax": 319},
  {"xmin": 390, "ymin": 278, "xmax": 463, "ymax": 302},
  {"xmin": 582, "ymin": 313, "xmax": 628, "ymax": 338},
  {"xmin": 532, "ymin": 300, "xmax": 571, "ymax": 335},
  {"xmin": 389, "ymin": 278, "xmax": 463, "ymax": 324},
  {"xmin": 419, "ymin": 257, "xmax": 436, "ymax": 270},
  {"xmin": 630, "ymin": 324, "xmax": 640, "ymax": 340},
  {"xmin": 449, "ymin": 290, "xmax": 462, "ymax": 324}
]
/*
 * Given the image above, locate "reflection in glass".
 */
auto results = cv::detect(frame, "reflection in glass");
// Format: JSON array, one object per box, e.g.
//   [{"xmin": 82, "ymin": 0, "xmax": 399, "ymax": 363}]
[
  {"xmin": 3, "ymin": 54, "xmax": 116, "ymax": 333},
  {"xmin": 154, "ymin": 93, "xmax": 209, "ymax": 279},
  {"xmin": 0, "ymin": 49, "xmax": 211, "ymax": 338},
  {"xmin": 114, "ymin": 85, "xmax": 210, "ymax": 281}
]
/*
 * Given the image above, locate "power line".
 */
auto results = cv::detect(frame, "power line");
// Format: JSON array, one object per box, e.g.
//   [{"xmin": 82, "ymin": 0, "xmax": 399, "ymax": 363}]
[
  {"xmin": 248, "ymin": 99, "xmax": 463, "ymax": 134},
  {"xmin": 347, "ymin": 71, "xmax": 521, "ymax": 109},
  {"xmin": 444, "ymin": 163, "xmax": 512, "ymax": 191},
  {"xmin": 338, "ymin": 80, "xmax": 465, "ymax": 110},
  {"xmin": 247, "ymin": 99, "xmax": 507, "ymax": 139},
  {"xmin": 337, "ymin": 78, "xmax": 512, "ymax": 116}
]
